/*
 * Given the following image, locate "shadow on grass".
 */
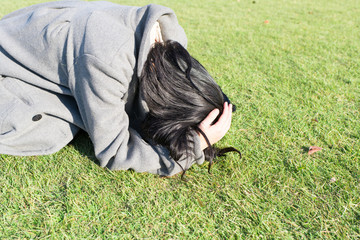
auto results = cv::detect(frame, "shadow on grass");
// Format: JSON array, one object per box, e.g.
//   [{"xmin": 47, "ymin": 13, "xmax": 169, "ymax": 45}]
[
  {"xmin": 301, "ymin": 146, "xmax": 310, "ymax": 153},
  {"xmin": 68, "ymin": 130, "xmax": 99, "ymax": 165}
]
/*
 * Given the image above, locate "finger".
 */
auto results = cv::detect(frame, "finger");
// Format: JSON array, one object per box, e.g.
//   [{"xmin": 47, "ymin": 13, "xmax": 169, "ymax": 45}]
[
  {"xmin": 221, "ymin": 103, "xmax": 233, "ymax": 131},
  {"xmin": 224, "ymin": 104, "xmax": 233, "ymax": 131},
  {"xmin": 222, "ymin": 103, "xmax": 232, "ymax": 131},
  {"xmin": 225, "ymin": 104, "xmax": 232, "ymax": 124},
  {"xmin": 200, "ymin": 108, "xmax": 220, "ymax": 127},
  {"xmin": 213, "ymin": 102, "xmax": 230, "ymax": 127}
]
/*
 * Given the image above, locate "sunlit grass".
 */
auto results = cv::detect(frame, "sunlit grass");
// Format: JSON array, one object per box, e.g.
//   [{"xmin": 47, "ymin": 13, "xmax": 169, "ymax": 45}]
[{"xmin": 1, "ymin": 0, "xmax": 359, "ymax": 238}]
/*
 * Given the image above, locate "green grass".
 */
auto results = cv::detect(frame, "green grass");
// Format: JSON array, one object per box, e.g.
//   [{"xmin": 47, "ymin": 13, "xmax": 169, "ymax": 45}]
[{"xmin": 1, "ymin": 0, "xmax": 359, "ymax": 238}]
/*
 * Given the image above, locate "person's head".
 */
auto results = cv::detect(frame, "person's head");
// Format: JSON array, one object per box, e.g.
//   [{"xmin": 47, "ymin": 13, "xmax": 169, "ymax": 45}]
[{"xmin": 140, "ymin": 40, "xmax": 236, "ymax": 174}]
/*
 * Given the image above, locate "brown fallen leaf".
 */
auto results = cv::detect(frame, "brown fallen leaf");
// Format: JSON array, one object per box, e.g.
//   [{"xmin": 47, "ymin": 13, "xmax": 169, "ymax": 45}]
[
  {"xmin": 308, "ymin": 146, "xmax": 323, "ymax": 155},
  {"xmin": 311, "ymin": 118, "xmax": 319, "ymax": 123},
  {"xmin": 197, "ymin": 197, "xmax": 205, "ymax": 207}
]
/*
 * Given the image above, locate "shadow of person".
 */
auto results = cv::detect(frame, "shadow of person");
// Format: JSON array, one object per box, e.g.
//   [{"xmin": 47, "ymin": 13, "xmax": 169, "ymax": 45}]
[{"xmin": 68, "ymin": 130, "xmax": 99, "ymax": 165}]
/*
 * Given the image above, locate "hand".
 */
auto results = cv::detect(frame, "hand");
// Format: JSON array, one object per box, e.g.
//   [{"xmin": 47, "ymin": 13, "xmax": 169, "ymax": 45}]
[{"xmin": 197, "ymin": 102, "xmax": 233, "ymax": 150}]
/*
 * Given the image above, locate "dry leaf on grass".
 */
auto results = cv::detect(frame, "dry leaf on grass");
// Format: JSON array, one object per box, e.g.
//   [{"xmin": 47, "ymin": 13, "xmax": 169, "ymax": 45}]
[{"xmin": 308, "ymin": 146, "xmax": 323, "ymax": 155}]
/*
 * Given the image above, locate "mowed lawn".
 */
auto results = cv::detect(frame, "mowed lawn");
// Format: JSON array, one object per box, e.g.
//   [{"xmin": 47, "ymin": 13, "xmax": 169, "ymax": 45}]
[{"xmin": 1, "ymin": 0, "xmax": 359, "ymax": 239}]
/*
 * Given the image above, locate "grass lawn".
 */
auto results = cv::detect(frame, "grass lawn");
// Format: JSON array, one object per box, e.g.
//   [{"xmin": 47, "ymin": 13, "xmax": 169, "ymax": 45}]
[{"xmin": 1, "ymin": 0, "xmax": 359, "ymax": 238}]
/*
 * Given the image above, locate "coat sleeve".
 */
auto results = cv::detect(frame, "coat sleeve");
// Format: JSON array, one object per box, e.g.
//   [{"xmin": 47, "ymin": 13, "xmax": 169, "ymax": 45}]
[{"xmin": 69, "ymin": 54, "xmax": 205, "ymax": 176}]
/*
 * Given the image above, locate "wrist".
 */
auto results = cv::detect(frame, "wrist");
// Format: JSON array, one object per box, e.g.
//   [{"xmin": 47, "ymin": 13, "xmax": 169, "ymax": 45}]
[{"xmin": 197, "ymin": 131, "xmax": 208, "ymax": 150}]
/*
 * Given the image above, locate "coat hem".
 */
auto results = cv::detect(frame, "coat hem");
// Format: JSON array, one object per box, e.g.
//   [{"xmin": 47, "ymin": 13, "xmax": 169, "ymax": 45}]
[{"xmin": 0, "ymin": 133, "xmax": 75, "ymax": 157}]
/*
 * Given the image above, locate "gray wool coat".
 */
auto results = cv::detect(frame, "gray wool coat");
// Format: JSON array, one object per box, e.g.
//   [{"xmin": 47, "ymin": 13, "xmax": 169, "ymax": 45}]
[{"xmin": 0, "ymin": 0, "xmax": 205, "ymax": 176}]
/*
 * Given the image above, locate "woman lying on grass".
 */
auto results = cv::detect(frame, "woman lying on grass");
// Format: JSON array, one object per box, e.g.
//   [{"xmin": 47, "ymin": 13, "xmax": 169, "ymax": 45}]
[{"xmin": 0, "ymin": 1, "xmax": 239, "ymax": 177}]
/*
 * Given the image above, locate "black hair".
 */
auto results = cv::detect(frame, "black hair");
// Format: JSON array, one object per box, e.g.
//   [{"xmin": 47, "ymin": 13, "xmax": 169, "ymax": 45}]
[{"xmin": 140, "ymin": 40, "xmax": 240, "ymax": 178}]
